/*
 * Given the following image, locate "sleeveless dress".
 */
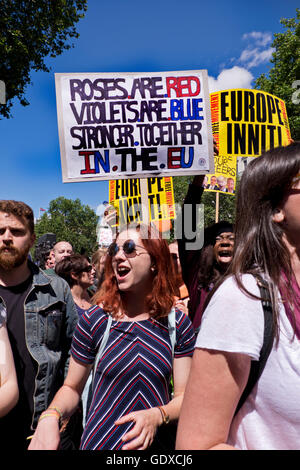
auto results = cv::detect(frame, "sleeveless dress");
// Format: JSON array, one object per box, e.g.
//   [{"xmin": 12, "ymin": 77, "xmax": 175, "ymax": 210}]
[{"xmin": 71, "ymin": 306, "xmax": 195, "ymax": 450}]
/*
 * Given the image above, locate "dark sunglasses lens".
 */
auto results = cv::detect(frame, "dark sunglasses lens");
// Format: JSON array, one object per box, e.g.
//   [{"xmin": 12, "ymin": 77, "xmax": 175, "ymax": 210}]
[
  {"xmin": 123, "ymin": 240, "xmax": 136, "ymax": 256},
  {"xmin": 108, "ymin": 240, "xmax": 136, "ymax": 257},
  {"xmin": 108, "ymin": 243, "xmax": 118, "ymax": 257}
]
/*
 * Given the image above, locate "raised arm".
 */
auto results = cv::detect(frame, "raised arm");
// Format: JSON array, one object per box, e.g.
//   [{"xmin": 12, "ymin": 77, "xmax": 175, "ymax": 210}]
[
  {"xmin": 177, "ymin": 140, "xmax": 218, "ymax": 299},
  {"xmin": 177, "ymin": 177, "xmax": 205, "ymax": 286}
]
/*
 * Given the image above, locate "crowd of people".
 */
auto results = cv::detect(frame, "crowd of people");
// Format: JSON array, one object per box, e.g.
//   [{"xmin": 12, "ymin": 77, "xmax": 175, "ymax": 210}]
[{"xmin": 0, "ymin": 141, "xmax": 300, "ymax": 451}]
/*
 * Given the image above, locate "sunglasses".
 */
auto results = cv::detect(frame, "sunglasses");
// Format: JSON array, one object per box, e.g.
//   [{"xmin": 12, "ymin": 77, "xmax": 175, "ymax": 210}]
[
  {"xmin": 78, "ymin": 265, "xmax": 93, "ymax": 273},
  {"xmin": 108, "ymin": 239, "xmax": 148, "ymax": 258}
]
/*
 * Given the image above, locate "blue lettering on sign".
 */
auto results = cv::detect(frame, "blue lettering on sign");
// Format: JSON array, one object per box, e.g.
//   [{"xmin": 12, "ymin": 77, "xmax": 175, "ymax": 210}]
[
  {"xmin": 170, "ymin": 99, "xmax": 204, "ymax": 121},
  {"xmin": 94, "ymin": 150, "xmax": 110, "ymax": 173},
  {"xmin": 181, "ymin": 147, "xmax": 194, "ymax": 168},
  {"xmin": 168, "ymin": 147, "xmax": 195, "ymax": 169}
]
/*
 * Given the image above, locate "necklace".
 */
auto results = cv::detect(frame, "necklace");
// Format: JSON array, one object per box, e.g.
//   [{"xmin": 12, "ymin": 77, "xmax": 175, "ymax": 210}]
[
  {"xmin": 120, "ymin": 311, "xmax": 150, "ymax": 322},
  {"xmin": 74, "ymin": 297, "xmax": 91, "ymax": 309}
]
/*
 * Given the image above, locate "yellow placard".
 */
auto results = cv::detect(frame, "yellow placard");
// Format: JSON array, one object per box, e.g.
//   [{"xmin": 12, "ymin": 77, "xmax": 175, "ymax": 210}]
[
  {"xmin": 210, "ymin": 89, "xmax": 291, "ymax": 156},
  {"xmin": 109, "ymin": 177, "xmax": 176, "ymax": 226},
  {"xmin": 203, "ymin": 156, "xmax": 236, "ymax": 194},
  {"xmin": 205, "ymin": 89, "xmax": 292, "ymax": 195}
]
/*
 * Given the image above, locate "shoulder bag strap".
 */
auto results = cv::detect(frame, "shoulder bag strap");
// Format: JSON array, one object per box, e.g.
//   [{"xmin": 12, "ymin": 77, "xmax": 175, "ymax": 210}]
[
  {"xmin": 92, "ymin": 314, "xmax": 113, "ymax": 387},
  {"xmin": 168, "ymin": 307, "xmax": 176, "ymax": 357},
  {"xmin": 234, "ymin": 275, "xmax": 274, "ymax": 415}
]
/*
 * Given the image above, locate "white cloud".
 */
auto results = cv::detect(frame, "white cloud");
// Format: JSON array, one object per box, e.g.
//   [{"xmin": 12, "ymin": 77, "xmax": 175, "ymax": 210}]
[
  {"xmin": 208, "ymin": 66, "xmax": 254, "ymax": 93},
  {"xmin": 239, "ymin": 46, "xmax": 274, "ymax": 68},
  {"xmin": 208, "ymin": 30, "xmax": 273, "ymax": 93},
  {"xmin": 242, "ymin": 31, "xmax": 272, "ymax": 47},
  {"xmin": 238, "ymin": 31, "xmax": 274, "ymax": 68}
]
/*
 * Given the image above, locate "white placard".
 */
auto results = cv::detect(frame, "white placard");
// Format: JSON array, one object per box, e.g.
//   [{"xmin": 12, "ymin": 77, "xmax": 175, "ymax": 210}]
[{"xmin": 55, "ymin": 70, "xmax": 214, "ymax": 182}]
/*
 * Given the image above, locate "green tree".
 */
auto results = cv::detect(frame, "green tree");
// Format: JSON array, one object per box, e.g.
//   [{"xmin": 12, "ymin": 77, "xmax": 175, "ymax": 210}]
[
  {"xmin": 34, "ymin": 197, "xmax": 98, "ymax": 256},
  {"xmin": 0, "ymin": 0, "xmax": 87, "ymax": 118},
  {"xmin": 254, "ymin": 9, "xmax": 300, "ymax": 140},
  {"xmin": 172, "ymin": 175, "xmax": 193, "ymax": 205}
]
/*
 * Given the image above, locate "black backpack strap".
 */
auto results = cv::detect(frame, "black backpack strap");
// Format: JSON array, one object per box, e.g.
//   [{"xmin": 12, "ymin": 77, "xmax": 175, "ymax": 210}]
[{"xmin": 234, "ymin": 275, "xmax": 274, "ymax": 415}]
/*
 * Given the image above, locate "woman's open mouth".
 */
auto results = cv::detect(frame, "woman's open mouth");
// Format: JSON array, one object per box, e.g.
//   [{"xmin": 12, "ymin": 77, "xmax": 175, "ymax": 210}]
[
  {"xmin": 116, "ymin": 265, "xmax": 131, "ymax": 280},
  {"xmin": 217, "ymin": 250, "xmax": 233, "ymax": 263}
]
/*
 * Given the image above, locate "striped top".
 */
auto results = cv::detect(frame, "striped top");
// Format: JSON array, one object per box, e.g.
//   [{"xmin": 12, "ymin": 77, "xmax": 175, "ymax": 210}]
[{"xmin": 71, "ymin": 306, "xmax": 195, "ymax": 450}]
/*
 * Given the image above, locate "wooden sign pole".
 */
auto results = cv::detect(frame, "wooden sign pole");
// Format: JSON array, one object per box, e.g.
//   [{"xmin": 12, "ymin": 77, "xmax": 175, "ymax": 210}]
[
  {"xmin": 140, "ymin": 178, "xmax": 149, "ymax": 226},
  {"xmin": 215, "ymin": 191, "xmax": 219, "ymax": 223}
]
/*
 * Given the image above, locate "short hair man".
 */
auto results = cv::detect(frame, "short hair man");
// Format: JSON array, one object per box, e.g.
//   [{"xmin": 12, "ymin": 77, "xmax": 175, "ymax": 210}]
[
  {"xmin": 53, "ymin": 241, "xmax": 73, "ymax": 265},
  {"xmin": 227, "ymin": 177, "xmax": 235, "ymax": 194},
  {"xmin": 0, "ymin": 200, "xmax": 80, "ymax": 450},
  {"xmin": 206, "ymin": 175, "xmax": 219, "ymax": 190}
]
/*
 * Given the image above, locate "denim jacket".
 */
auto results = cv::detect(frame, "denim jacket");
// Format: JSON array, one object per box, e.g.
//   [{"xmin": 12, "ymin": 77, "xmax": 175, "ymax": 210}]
[{"xmin": 0, "ymin": 261, "xmax": 78, "ymax": 429}]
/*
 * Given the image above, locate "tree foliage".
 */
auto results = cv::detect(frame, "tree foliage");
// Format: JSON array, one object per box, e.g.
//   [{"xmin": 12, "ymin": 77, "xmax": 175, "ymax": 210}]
[
  {"xmin": 201, "ymin": 190, "xmax": 236, "ymax": 226},
  {"xmin": 34, "ymin": 196, "xmax": 98, "ymax": 256},
  {"xmin": 0, "ymin": 0, "xmax": 87, "ymax": 118},
  {"xmin": 255, "ymin": 9, "xmax": 300, "ymax": 140}
]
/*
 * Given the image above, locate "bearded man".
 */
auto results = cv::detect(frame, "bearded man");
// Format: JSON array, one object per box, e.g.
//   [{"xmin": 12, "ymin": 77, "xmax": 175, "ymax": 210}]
[{"xmin": 0, "ymin": 200, "xmax": 80, "ymax": 450}]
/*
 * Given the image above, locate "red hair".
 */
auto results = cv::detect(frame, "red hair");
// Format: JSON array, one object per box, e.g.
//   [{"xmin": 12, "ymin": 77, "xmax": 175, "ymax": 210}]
[{"xmin": 92, "ymin": 224, "xmax": 179, "ymax": 319}]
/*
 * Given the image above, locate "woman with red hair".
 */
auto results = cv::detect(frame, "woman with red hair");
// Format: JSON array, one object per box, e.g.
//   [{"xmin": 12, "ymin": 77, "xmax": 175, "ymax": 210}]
[{"xmin": 29, "ymin": 224, "xmax": 195, "ymax": 450}]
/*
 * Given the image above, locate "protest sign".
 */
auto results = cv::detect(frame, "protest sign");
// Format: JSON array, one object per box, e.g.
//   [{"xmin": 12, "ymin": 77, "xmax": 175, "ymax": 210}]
[
  {"xmin": 205, "ymin": 89, "xmax": 292, "ymax": 195},
  {"xmin": 55, "ymin": 71, "xmax": 214, "ymax": 182},
  {"xmin": 210, "ymin": 89, "xmax": 291, "ymax": 156},
  {"xmin": 203, "ymin": 155, "xmax": 236, "ymax": 194},
  {"xmin": 108, "ymin": 176, "xmax": 175, "ymax": 226}
]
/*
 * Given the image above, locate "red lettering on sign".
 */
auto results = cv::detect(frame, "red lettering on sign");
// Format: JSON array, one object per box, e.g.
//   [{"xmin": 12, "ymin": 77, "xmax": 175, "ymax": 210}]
[
  {"xmin": 79, "ymin": 151, "xmax": 95, "ymax": 174},
  {"xmin": 167, "ymin": 148, "xmax": 181, "ymax": 169},
  {"xmin": 166, "ymin": 76, "xmax": 200, "ymax": 98}
]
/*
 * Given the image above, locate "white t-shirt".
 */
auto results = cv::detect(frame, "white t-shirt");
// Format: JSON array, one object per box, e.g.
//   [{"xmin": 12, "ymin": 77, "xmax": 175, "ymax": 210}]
[{"xmin": 196, "ymin": 274, "xmax": 300, "ymax": 450}]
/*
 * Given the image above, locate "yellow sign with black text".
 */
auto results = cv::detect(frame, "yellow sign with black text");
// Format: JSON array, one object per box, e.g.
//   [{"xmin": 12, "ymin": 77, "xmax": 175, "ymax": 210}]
[
  {"xmin": 205, "ymin": 89, "xmax": 292, "ymax": 195},
  {"xmin": 109, "ymin": 177, "xmax": 176, "ymax": 226}
]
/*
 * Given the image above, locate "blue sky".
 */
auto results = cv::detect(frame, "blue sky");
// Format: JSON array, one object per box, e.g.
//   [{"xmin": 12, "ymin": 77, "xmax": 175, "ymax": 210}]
[{"xmin": 0, "ymin": 0, "xmax": 298, "ymax": 220}]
